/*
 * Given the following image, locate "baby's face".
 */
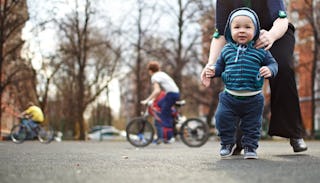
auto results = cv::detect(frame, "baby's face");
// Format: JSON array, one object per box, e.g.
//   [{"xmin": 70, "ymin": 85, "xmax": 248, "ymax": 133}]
[{"xmin": 230, "ymin": 16, "xmax": 255, "ymax": 45}]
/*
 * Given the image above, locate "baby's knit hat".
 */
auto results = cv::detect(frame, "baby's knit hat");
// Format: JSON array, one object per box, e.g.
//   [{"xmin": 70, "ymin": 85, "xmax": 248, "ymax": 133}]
[
  {"xmin": 230, "ymin": 9, "xmax": 258, "ymax": 34},
  {"xmin": 224, "ymin": 7, "xmax": 261, "ymax": 43}
]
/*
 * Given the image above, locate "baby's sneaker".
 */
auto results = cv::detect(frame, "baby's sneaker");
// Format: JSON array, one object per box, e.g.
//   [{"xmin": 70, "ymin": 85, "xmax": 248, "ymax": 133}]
[
  {"xmin": 220, "ymin": 144, "xmax": 236, "ymax": 158},
  {"xmin": 244, "ymin": 147, "xmax": 258, "ymax": 159}
]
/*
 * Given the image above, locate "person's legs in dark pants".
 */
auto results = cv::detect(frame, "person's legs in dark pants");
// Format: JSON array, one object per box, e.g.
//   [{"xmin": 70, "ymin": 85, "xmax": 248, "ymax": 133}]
[
  {"xmin": 158, "ymin": 92, "xmax": 180, "ymax": 141},
  {"xmin": 215, "ymin": 92, "xmax": 238, "ymax": 157},
  {"xmin": 268, "ymin": 24, "xmax": 307, "ymax": 152}
]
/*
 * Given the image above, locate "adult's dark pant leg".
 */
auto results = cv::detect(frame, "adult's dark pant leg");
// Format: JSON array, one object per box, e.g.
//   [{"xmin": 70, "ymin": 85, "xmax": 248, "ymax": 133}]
[{"xmin": 268, "ymin": 23, "xmax": 305, "ymax": 138}]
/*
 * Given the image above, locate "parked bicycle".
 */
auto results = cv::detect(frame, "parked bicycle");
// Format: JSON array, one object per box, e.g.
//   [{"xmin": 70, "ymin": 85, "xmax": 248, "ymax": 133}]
[
  {"xmin": 126, "ymin": 100, "xmax": 210, "ymax": 148},
  {"xmin": 10, "ymin": 117, "xmax": 54, "ymax": 144}
]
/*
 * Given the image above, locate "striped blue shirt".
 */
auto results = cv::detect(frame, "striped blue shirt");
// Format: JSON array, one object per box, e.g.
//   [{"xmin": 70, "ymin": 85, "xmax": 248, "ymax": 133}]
[{"xmin": 214, "ymin": 42, "xmax": 278, "ymax": 91}]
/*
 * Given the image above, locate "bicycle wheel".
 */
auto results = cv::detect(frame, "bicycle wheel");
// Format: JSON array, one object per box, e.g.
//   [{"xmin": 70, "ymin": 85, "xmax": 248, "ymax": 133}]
[
  {"xmin": 179, "ymin": 118, "xmax": 209, "ymax": 147},
  {"xmin": 37, "ymin": 125, "xmax": 54, "ymax": 144},
  {"xmin": 10, "ymin": 124, "xmax": 27, "ymax": 144},
  {"xmin": 126, "ymin": 117, "xmax": 154, "ymax": 147}
]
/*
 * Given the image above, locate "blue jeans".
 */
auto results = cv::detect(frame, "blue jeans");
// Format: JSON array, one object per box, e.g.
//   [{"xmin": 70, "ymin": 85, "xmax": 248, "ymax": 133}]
[
  {"xmin": 215, "ymin": 91, "xmax": 264, "ymax": 149},
  {"xmin": 22, "ymin": 119, "xmax": 39, "ymax": 138},
  {"xmin": 158, "ymin": 92, "xmax": 180, "ymax": 140},
  {"xmin": 157, "ymin": 92, "xmax": 180, "ymax": 128}
]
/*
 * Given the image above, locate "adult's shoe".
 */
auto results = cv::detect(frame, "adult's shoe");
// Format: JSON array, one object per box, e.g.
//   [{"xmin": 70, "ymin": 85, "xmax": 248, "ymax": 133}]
[{"xmin": 290, "ymin": 138, "xmax": 308, "ymax": 153}]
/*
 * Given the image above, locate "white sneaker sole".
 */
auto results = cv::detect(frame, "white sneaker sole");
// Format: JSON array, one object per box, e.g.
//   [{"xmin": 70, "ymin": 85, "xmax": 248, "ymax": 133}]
[{"xmin": 244, "ymin": 155, "xmax": 258, "ymax": 160}]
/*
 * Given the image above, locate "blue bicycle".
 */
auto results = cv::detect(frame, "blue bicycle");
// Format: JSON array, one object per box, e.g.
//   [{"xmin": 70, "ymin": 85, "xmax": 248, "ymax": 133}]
[{"xmin": 10, "ymin": 117, "xmax": 54, "ymax": 144}]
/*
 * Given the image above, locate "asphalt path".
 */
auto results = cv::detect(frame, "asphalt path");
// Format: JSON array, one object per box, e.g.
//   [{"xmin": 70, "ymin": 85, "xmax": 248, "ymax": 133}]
[{"xmin": 1, "ymin": 138, "xmax": 320, "ymax": 183}]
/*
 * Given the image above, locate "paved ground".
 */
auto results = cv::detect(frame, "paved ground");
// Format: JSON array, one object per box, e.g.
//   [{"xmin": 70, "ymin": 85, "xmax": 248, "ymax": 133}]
[{"xmin": 0, "ymin": 138, "xmax": 320, "ymax": 183}]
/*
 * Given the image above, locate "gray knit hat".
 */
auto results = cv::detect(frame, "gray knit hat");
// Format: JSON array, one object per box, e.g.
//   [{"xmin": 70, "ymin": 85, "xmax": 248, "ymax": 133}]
[{"xmin": 224, "ymin": 7, "xmax": 261, "ymax": 43}]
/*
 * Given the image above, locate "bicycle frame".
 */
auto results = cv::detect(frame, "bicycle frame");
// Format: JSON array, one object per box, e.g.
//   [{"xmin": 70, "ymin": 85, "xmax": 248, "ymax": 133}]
[{"xmin": 144, "ymin": 100, "xmax": 185, "ymax": 123}]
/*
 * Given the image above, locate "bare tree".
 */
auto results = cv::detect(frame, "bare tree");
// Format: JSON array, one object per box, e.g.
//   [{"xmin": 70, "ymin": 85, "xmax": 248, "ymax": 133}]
[
  {"xmin": 152, "ymin": 0, "xmax": 211, "ymax": 88},
  {"xmin": 21, "ymin": 41, "xmax": 63, "ymax": 113},
  {"xmin": 120, "ymin": 0, "xmax": 160, "ymax": 117},
  {"xmin": 148, "ymin": 0, "xmax": 216, "ymax": 121},
  {"xmin": 54, "ymin": 0, "xmax": 121, "ymax": 140},
  {"xmin": 132, "ymin": 0, "xmax": 147, "ymax": 116}
]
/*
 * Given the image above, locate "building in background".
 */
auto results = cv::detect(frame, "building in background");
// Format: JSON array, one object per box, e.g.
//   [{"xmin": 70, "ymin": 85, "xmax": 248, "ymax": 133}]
[
  {"xmin": 288, "ymin": 0, "xmax": 320, "ymax": 136},
  {"xmin": 1, "ymin": 0, "xmax": 31, "ymax": 139}
]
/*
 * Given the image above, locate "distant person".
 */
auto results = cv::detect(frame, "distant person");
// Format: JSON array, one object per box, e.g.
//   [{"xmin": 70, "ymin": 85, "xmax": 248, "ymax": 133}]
[
  {"xmin": 20, "ymin": 102, "xmax": 44, "ymax": 137},
  {"xmin": 207, "ymin": 8, "xmax": 278, "ymax": 159},
  {"xmin": 141, "ymin": 61, "xmax": 180, "ymax": 143},
  {"xmin": 201, "ymin": 0, "xmax": 307, "ymax": 154}
]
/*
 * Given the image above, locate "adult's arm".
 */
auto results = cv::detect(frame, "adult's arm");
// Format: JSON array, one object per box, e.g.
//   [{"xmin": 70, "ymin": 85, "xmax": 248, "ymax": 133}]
[
  {"xmin": 201, "ymin": 0, "xmax": 231, "ymax": 87},
  {"xmin": 207, "ymin": 36, "xmax": 226, "ymax": 66},
  {"xmin": 200, "ymin": 36, "xmax": 226, "ymax": 87}
]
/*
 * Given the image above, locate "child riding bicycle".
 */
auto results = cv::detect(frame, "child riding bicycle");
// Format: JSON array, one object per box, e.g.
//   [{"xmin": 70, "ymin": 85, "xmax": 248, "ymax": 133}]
[
  {"xmin": 20, "ymin": 102, "xmax": 44, "ymax": 138},
  {"xmin": 141, "ymin": 61, "xmax": 180, "ymax": 144}
]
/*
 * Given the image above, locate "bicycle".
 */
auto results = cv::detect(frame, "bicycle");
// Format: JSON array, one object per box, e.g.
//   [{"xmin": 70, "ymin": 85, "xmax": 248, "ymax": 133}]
[
  {"xmin": 10, "ymin": 117, "xmax": 54, "ymax": 144},
  {"xmin": 126, "ymin": 100, "xmax": 210, "ymax": 148}
]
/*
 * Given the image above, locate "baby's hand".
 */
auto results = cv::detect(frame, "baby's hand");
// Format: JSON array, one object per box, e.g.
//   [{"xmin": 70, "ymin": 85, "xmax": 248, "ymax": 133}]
[{"xmin": 259, "ymin": 66, "xmax": 272, "ymax": 78}]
